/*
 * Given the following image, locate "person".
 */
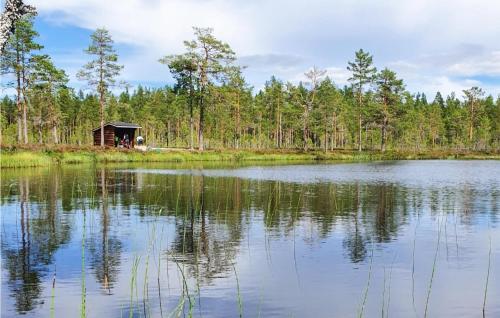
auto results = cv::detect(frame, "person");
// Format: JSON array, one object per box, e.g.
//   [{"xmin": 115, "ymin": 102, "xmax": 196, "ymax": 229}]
[
  {"xmin": 114, "ymin": 135, "xmax": 119, "ymax": 147},
  {"xmin": 124, "ymin": 133, "xmax": 129, "ymax": 148},
  {"xmin": 137, "ymin": 135, "xmax": 144, "ymax": 146}
]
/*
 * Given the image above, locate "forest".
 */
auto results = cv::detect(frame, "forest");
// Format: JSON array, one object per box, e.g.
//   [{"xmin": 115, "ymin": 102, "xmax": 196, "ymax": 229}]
[{"xmin": 1, "ymin": 15, "xmax": 499, "ymax": 152}]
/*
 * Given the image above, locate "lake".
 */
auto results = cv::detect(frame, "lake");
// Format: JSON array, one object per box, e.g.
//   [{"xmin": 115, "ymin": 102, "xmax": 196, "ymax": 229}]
[{"xmin": 1, "ymin": 161, "xmax": 499, "ymax": 317}]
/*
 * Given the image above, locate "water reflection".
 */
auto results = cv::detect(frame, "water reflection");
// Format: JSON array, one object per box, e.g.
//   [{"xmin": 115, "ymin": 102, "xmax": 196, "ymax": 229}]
[
  {"xmin": 88, "ymin": 168, "xmax": 122, "ymax": 294},
  {"xmin": 1, "ymin": 161, "xmax": 499, "ymax": 317},
  {"xmin": 2, "ymin": 173, "xmax": 72, "ymax": 314}
]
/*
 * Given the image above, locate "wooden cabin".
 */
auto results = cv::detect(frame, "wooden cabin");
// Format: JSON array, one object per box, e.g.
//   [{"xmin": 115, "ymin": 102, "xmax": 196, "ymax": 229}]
[{"xmin": 93, "ymin": 122, "xmax": 141, "ymax": 147}]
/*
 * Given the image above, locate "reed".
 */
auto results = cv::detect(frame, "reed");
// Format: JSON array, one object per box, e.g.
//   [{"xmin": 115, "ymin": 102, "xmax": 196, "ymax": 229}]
[
  {"xmin": 385, "ymin": 254, "xmax": 396, "ymax": 318},
  {"xmin": 411, "ymin": 222, "xmax": 419, "ymax": 314},
  {"xmin": 129, "ymin": 255, "xmax": 141, "ymax": 318},
  {"xmin": 423, "ymin": 216, "xmax": 443, "ymax": 318},
  {"xmin": 233, "ymin": 264, "xmax": 243, "ymax": 318},
  {"xmin": 173, "ymin": 262, "xmax": 193, "ymax": 317},
  {"xmin": 358, "ymin": 244, "xmax": 374, "ymax": 318},
  {"xmin": 157, "ymin": 223, "xmax": 165, "ymax": 318},
  {"xmin": 80, "ymin": 209, "xmax": 87, "ymax": 318},
  {"xmin": 381, "ymin": 267, "xmax": 387, "ymax": 318},
  {"xmin": 482, "ymin": 232, "xmax": 492, "ymax": 317},
  {"xmin": 50, "ymin": 266, "xmax": 56, "ymax": 318}
]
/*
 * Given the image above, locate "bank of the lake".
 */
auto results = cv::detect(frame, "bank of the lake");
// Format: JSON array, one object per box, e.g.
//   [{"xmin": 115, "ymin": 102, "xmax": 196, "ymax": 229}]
[{"xmin": 1, "ymin": 146, "xmax": 499, "ymax": 168}]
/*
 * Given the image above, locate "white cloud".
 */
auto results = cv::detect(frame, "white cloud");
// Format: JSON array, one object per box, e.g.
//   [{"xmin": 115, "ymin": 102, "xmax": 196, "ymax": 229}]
[
  {"xmin": 29, "ymin": 0, "xmax": 500, "ymax": 97},
  {"xmin": 446, "ymin": 51, "xmax": 500, "ymax": 77}
]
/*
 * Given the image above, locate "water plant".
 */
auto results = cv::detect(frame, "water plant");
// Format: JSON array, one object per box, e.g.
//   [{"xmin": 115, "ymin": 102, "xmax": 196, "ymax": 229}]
[
  {"xmin": 482, "ymin": 231, "xmax": 492, "ymax": 317},
  {"xmin": 424, "ymin": 216, "xmax": 443, "ymax": 318}
]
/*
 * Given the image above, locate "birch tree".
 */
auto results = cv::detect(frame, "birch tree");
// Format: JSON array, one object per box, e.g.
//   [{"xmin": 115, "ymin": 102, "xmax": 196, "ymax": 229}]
[{"xmin": 0, "ymin": 0, "xmax": 36, "ymax": 53}]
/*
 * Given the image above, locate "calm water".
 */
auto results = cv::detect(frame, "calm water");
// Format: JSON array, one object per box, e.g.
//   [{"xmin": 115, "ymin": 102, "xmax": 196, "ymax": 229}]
[{"xmin": 1, "ymin": 161, "xmax": 499, "ymax": 317}]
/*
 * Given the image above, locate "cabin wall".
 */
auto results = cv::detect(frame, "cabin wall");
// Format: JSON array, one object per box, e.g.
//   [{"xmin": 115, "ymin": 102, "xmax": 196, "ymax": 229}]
[{"xmin": 93, "ymin": 126, "xmax": 115, "ymax": 146}]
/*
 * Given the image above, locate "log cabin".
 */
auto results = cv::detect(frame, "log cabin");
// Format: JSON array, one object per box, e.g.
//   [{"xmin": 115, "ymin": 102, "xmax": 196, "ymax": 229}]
[{"xmin": 93, "ymin": 122, "xmax": 141, "ymax": 147}]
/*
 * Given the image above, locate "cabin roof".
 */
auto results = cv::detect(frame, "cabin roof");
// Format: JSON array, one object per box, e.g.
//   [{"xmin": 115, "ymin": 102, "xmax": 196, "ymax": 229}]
[{"xmin": 92, "ymin": 122, "xmax": 142, "ymax": 132}]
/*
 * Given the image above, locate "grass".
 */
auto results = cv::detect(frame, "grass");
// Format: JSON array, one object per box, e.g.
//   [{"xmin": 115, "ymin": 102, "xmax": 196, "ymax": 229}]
[
  {"xmin": 358, "ymin": 244, "xmax": 374, "ymax": 318},
  {"xmin": 129, "ymin": 255, "xmax": 141, "ymax": 318},
  {"xmin": 50, "ymin": 266, "xmax": 56, "ymax": 318},
  {"xmin": 424, "ymin": 216, "xmax": 444, "ymax": 318},
  {"xmin": 233, "ymin": 264, "xmax": 243, "ymax": 318},
  {"xmin": 81, "ymin": 208, "xmax": 87, "ymax": 318},
  {"xmin": 1, "ymin": 146, "xmax": 499, "ymax": 168},
  {"xmin": 482, "ymin": 230, "xmax": 492, "ymax": 317}
]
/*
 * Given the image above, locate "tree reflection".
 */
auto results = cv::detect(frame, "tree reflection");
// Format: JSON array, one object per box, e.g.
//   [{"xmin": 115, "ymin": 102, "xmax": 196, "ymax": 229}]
[
  {"xmin": 1, "ymin": 164, "xmax": 497, "ymax": 315},
  {"xmin": 169, "ymin": 174, "xmax": 243, "ymax": 284},
  {"xmin": 88, "ymin": 168, "xmax": 122, "ymax": 294},
  {"xmin": 2, "ymin": 172, "xmax": 71, "ymax": 313}
]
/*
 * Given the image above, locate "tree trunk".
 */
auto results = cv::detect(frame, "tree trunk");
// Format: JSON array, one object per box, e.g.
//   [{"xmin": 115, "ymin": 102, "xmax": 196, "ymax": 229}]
[
  {"xmin": 469, "ymin": 100, "xmax": 474, "ymax": 142},
  {"xmin": 100, "ymin": 90, "xmax": 105, "ymax": 147},
  {"xmin": 38, "ymin": 124, "xmax": 43, "ymax": 144},
  {"xmin": 22, "ymin": 99, "xmax": 28, "ymax": 144},
  {"xmin": 303, "ymin": 106, "xmax": 309, "ymax": 151},
  {"xmin": 198, "ymin": 94, "xmax": 205, "ymax": 151},
  {"xmin": 16, "ymin": 45, "xmax": 23, "ymax": 144},
  {"xmin": 189, "ymin": 100, "xmax": 194, "ymax": 150},
  {"xmin": 358, "ymin": 92, "xmax": 362, "ymax": 152},
  {"xmin": 52, "ymin": 125, "xmax": 58, "ymax": 144},
  {"xmin": 167, "ymin": 120, "xmax": 171, "ymax": 147},
  {"xmin": 16, "ymin": 78, "xmax": 23, "ymax": 143},
  {"xmin": 324, "ymin": 122, "xmax": 328, "ymax": 152},
  {"xmin": 236, "ymin": 91, "xmax": 240, "ymax": 149},
  {"xmin": 332, "ymin": 112, "xmax": 337, "ymax": 150},
  {"xmin": 381, "ymin": 116, "xmax": 387, "ymax": 152}
]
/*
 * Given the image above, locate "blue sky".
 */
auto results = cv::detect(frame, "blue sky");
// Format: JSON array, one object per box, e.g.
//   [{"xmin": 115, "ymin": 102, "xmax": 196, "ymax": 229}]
[{"xmin": 4, "ymin": 0, "xmax": 500, "ymax": 99}]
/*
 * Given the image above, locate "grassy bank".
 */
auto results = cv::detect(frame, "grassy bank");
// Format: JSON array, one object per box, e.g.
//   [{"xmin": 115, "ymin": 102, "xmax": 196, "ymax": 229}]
[{"xmin": 1, "ymin": 146, "xmax": 499, "ymax": 168}]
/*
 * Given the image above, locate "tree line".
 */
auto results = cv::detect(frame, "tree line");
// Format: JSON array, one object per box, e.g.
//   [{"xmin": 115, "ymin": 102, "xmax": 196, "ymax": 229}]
[{"xmin": 1, "ymin": 15, "xmax": 499, "ymax": 151}]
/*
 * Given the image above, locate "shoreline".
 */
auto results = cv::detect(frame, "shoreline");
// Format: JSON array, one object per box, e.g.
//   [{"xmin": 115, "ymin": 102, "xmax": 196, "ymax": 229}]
[{"xmin": 1, "ymin": 146, "xmax": 499, "ymax": 168}]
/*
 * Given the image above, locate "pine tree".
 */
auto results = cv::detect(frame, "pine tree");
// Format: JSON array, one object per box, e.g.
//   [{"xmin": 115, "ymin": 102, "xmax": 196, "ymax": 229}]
[
  {"xmin": 463, "ymin": 87, "xmax": 484, "ymax": 146},
  {"xmin": 1, "ymin": 15, "xmax": 42, "ymax": 143},
  {"xmin": 78, "ymin": 28, "xmax": 123, "ymax": 147},
  {"xmin": 160, "ymin": 53, "xmax": 197, "ymax": 149},
  {"xmin": 182, "ymin": 27, "xmax": 236, "ymax": 151},
  {"xmin": 30, "ymin": 54, "xmax": 68, "ymax": 143},
  {"xmin": 375, "ymin": 68, "xmax": 404, "ymax": 151},
  {"xmin": 347, "ymin": 49, "xmax": 376, "ymax": 151}
]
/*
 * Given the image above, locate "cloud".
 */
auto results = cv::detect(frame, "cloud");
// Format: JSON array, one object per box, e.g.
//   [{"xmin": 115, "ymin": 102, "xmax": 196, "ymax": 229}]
[
  {"xmin": 28, "ymin": 0, "xmax": 500, "ymax": 97},
  {"xmin": 446, "ymin": 51, "xmax": 500, "ymax": 77}
]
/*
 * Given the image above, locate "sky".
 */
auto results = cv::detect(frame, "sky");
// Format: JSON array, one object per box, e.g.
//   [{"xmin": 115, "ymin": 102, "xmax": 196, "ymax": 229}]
[{"xmin": 4, "ymin": 0, "xmax": 500, "ymax": 98}]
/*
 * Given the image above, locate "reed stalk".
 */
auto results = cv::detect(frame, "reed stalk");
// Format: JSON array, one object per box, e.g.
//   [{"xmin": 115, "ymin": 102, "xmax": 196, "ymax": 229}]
[
  {"xmin": 424, "ymin": 216, "xmax": 443, "ymax": 318},
  {"xmin": 482, "ymin": 232, "xmax": 492, "ymax": 317},
  {"xmin": 233, "ymin": 264, "xmax": 243, "ymax": 318},
  {"xmin": 358, "ymin": 244, "xmax": 374, "ymax": 318}
]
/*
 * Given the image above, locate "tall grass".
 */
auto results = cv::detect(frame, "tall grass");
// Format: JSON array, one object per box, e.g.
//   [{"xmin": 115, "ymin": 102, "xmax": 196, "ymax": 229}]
[
  {"xmin": 482, "ymin": 231, "xmax": 492, "ymax": 317},
  {"xmin": 358, "ymin": 244, "xmax": 374, "ymax": 318},
  {"xmin": 233, "ymin": 264, "xmax": 243, "ymax": 318},
  {"xmin": 129, "ymin": 255, "xmax": 141, "ymax": 318},
  {"xmin": 0, "ymin": 151, "xmax": 52, "ymax": 168},
  {"xmin": 81, "ymin": 209, "xmax": 87, "ymax": 318},
  {"xmin": 50, "ymin": 266, "xmax": 56, "ymax": 318},
  {"xmin": 411, "ymin": 221, "xmax": 419, "ymax": 314},
  {"xmin": 2, "ymin": 148, "xmax": 498, "ymax": 168},
  {"xmin": 424, "ymin": 216, "xmax": 443, "ymax": 318}
]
